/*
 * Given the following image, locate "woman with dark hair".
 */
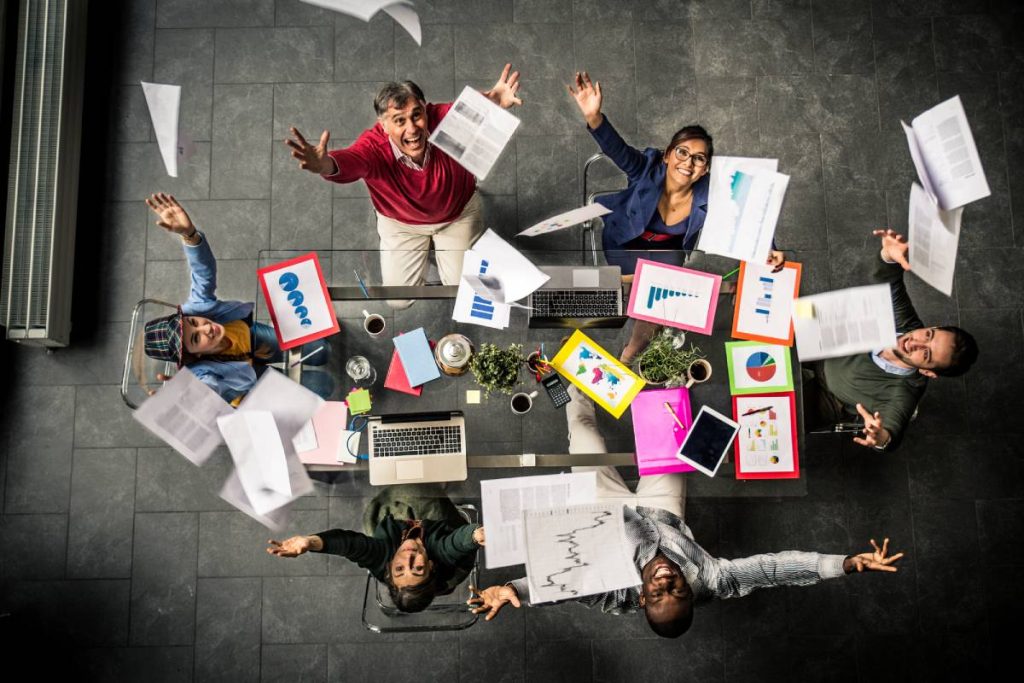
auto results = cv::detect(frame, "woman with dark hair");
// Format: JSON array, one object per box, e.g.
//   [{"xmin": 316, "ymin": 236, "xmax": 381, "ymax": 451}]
[
  {"xmin": 140, "ymin": 193, "xmax": 332, "ymax": 404},
  {"xmin": 267, "ymin": 485, "xmax": 484, "ymax": 613},
  {"xmin": 568, "ymin": 72, "xmax": 785, "ymax": 361}
]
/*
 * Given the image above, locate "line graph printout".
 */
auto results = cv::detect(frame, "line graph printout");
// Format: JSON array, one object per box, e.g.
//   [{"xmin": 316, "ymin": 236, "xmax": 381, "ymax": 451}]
[
  {"xmin": 524, "ymin": 503, "xmax": 641, "ymax": 603},
  {"xmin": 481, "ymin": 472, "xmax": 597, "ymax": 568},
  {"xmin": 699, "ymin": 156, "xmax": 788, "ymax": 264}
]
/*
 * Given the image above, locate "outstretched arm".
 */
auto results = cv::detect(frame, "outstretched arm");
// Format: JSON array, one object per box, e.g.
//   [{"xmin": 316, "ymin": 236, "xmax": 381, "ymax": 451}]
[
  {"xmin": 871, "ymin": 228, "xmax": 923, "ymax": 332},
  {"xmin": 483, "ymin": 63, "xmax": 522, "ymax": 109},
  {"xmin": 146, "ymin": 192, "xmax": 217, "ymax": 305},
  {"xmin": 570, "ymin": 71, "xmax": 647, "ymax": 182}
]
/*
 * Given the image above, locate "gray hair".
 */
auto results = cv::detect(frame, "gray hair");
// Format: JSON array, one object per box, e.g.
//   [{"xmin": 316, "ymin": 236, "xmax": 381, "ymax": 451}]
[{"xmin": 373, "ymin": 81, "xmax": 426, "ymax": 116}]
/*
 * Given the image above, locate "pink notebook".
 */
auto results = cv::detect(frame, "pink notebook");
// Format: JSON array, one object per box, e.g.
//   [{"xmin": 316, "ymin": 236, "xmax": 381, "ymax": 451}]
[{"xmin": 631, "ymin": 388, "xmax": 695, "ymax": 476}]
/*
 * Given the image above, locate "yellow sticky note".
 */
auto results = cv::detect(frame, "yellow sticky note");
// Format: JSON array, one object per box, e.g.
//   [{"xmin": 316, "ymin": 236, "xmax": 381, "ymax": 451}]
[
  {"xmin": 465, "ymin": 390, "xmax": 481, "ymax": 404},
  {"xmin": 794, "ymin": 300, "xmax": 815, "ymax": 319}
]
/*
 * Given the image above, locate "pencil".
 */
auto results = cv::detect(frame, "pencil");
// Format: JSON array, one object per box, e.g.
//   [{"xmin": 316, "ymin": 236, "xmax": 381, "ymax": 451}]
[
  {"xmin": 663, "ymin": 402, "xmax": 685, "ymax": 430},
  {"xmin": 289, "ymin": 345, "xmax": 325, "ymax": 368},
  {"xmin": 353, "ymin": 269, "xmax": 370, "ymax": 299}
]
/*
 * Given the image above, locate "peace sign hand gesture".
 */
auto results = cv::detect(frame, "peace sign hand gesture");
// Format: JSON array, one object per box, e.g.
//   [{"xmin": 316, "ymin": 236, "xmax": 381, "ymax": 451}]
[
  {"xmin": 285, "ymin": 127, "xmax": 336, "ymax": 176},
  {"xmin": 843, "ymin": 538, "xmax": 905, "ymax": 573},
  {"xmin": 567, "ymin": 71, "xmax": 604, "ymax": 130}
]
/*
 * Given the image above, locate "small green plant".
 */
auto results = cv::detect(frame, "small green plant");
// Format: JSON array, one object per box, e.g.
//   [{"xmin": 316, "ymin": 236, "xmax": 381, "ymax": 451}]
[
  {"xmin": 634, "ymin": 330, "xmax": 704, "ymax": 386},
  {"xmin": 468, "ymin": 342, "xmax": 524, "ymax": 395}
]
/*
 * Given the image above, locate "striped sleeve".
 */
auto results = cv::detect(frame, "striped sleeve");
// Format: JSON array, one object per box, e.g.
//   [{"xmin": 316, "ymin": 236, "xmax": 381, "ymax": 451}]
[{"xmin": 705, "ymin": 551, "xmax": 847, "ymax": 600}]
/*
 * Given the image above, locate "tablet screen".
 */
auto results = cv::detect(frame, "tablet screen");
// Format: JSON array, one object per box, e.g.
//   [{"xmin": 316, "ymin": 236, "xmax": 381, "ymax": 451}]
[{"xmin": 677, "ymin": 407, "xmax": 739, "ymax": 475}]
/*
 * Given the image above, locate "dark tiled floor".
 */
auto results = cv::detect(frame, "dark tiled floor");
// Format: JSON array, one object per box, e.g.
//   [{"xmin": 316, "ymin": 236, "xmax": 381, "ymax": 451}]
[{"xmin": 2, "ymin": 0, "xmax": 1023, "ymax": 680}]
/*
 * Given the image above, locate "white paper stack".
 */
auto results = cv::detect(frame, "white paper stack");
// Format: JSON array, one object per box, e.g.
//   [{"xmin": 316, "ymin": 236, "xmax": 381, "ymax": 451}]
[{"xmin": 699, "ymin": 156, "xmax": 788, "ymax": 264}]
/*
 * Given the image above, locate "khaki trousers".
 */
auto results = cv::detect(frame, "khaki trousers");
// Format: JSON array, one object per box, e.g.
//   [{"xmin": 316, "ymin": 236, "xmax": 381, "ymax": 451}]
[
  {"xmin": 375, "ymin": 193, "xmax": 484, "ymax": 309},
  {"xmin": 565, "ymin": 386, "xmax": 686, "ymax": 520}
]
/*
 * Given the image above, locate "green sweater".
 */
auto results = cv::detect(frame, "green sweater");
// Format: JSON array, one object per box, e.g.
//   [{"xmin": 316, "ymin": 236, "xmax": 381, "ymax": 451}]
[
  {"xmin": 820, "ymin": 256, "xmax": 928, "ymax": 449},
  {"xmin": 314, "ymin": 517, "xmax": 479, "ymax": 591}
]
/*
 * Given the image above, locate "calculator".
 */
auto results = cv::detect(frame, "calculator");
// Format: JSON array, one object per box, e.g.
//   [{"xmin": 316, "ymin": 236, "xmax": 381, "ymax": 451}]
[{"xmin": 541, "ymin": 373, "xmax": 571, "ymax": 409}]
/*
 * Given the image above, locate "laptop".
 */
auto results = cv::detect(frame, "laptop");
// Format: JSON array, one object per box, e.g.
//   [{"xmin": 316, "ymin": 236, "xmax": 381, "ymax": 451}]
[
  {"xmin": 367, "ymin": 411, "xmax": 468, "ymax": 485},
  {"xmin": 527, "ymin": 265, "xmax": 627, "ymax": 328}
]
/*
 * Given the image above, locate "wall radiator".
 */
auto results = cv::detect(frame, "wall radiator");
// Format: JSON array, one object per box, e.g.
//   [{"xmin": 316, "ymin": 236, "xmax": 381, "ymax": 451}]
[{"xmin": 0, "ymin": 0, "xmax": 87, "ymax": 347}]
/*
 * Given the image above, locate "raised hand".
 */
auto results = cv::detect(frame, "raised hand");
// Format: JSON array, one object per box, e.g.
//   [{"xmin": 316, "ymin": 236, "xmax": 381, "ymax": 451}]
[
  {"xmin": 567, "ymin": 71, "xmax": 604, "ymax": 130},
  {"xmin": 483, "ymin": 63, "xmax": 522, "ymax": 109},
  {"xmin": 467, "ymin": 584, "xmax": 520, "ymax": 621},
  {"xmin": 285, "ymin": 127, "xmax": 335, "ymax": 175},
  {"xmin": 872, "ymin": 228, "xmax": 910, "ymax": 271},
  {"xmin": 853, "ymin": 403, "xmax": 891, "ymax": 449},
  {"xmin": 843, "ymin": 538, "xmax": 904, "ymax": 573},
  {"xmin": 145, "ymin": 192, "xmax": 194, "ymax": 236},
  {"xmin": 766, "ymin": 249, "xmax": 786, "ymax": 273},
  {"xmin": 472, "ymin": 526, "xmax": 486, "ymax": 546},
  {"xmin": 267, "ymin": 536, "xmax": 313, "ymax": 558},
  {"xmin": 145, "ymin": 372, "xmax": 174, "ymax": 396}
]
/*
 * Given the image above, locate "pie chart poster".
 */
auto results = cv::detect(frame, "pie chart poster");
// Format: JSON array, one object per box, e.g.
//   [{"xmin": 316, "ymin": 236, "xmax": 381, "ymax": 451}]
[{"xmin": 725, "ymin": 341, "xmax": 794, "ymax": 395}]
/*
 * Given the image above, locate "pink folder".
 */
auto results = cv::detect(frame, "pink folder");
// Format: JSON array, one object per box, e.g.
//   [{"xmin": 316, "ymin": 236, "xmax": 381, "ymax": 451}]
[
  {"xmin": 631, "ymin": 388, "xmax": 695, "ymax": 476},
  {"xmin": 297, "ymin": 401, "xmax": 352, "ymax": 466}
]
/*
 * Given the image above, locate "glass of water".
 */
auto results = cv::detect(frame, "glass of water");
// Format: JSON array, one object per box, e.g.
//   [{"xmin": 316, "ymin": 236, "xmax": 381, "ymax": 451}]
[{"xmin": 345, "ymin": 355, "xmax": 377, "ymax": 386}]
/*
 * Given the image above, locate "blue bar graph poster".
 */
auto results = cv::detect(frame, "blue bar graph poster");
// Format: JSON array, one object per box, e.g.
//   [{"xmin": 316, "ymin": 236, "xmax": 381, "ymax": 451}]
[
  {"xmin": 731, "ymin": 261, "xmax": 802, "ymax": 346},
  {"xmin": 626, "ymin": 260, "xmax": 721, "ymax": 335}
]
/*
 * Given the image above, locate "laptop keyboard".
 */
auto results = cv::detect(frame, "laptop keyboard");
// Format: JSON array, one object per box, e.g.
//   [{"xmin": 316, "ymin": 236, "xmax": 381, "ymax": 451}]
[
  {"xmin": 371, "ymin": 425, "xmax": 463, "ymax": 457},
  {"xmin": 530, "ymin": 289, "xmax": 620, "ymax": 318}
]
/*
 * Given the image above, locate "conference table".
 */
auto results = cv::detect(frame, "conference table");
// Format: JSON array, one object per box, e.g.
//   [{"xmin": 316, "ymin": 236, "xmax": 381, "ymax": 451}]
[{"xmin": 259, "ymin": 247, "xmax": 808, "ymax": 498}]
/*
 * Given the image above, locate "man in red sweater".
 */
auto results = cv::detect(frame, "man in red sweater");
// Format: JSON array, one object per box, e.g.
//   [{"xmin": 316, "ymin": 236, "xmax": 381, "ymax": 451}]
[{"xmin": 285, "ymin": 64, "xmax": 522, "ymax": 308}]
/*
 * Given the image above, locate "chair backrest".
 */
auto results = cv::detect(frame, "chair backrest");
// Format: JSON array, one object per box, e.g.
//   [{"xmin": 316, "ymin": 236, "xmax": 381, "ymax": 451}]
[
  {"xmin": 360, "ymin": 504, "xmax": 480, "ymax": 633},
  {"xmin": 581, "ymin": 153, "xmax": 628, "ymax": 265},
  {"xmin": 121, "ymin": 299, "xmax": 181, "ymax": 409}
]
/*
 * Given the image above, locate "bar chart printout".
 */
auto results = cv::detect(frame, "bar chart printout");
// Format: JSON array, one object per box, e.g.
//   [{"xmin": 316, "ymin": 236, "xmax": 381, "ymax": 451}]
[
  {"xmin": 453, "ymin": 252, "xmax": 511, "ymax": 329},
  {"xmin": 470, "ymin": 259, "xmax": 494, "ymax": 321}
]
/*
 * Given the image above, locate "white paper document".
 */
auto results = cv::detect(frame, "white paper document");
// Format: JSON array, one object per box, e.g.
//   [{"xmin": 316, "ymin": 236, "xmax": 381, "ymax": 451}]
[
  {"xmin": 480, "ymin": 472, "xmax": 597, "ymax": 568},
  {"xmin": 524, "ymin": 503, "xmax": 641, "ymax": 603},
  {"xmin": 453, "ymin": 250, "xmax": 512, "ymax": 330},
  {"xmin": 132, "ymin": 368, "xmax": 232, "ymax": 465},
  {"xmin": 908, "ymin": 182, "xmax": 962, "ymax": 296},
  {"xmin": 300, "ymin": 0, "xmax": 421, "ymax": 45},
  {"xmin": 699, "ymin": 156, "xmax": 788, "ymax": 264},
  {"xmin": 516, "ymin": 204, "xmax": 613, "ymax": 238},
  {"xmin": 792, "ymin": 284, "xmax": 898, "ymax": 361},
  {"xmin": 472, "ymin": 229, "xmax": 550, "ymax": 302},
  {"xmin": 141, "ymin": 81, "xmax": 181, "ymax": 178},
  {"xmin": 217, "ymin": 411, "xmax": 293, "ymax": 515},
  {"xmin": 902, "ymin": 95, "xmax": 990, "ymax": 210},
  {"xmin": 733, "ymin": 261, "xmax": 801, "ymax": 343},
  {"xmin": 218, "ymin": 370, "xmax": 320, "ymax": 527},
  {"xmin": 428, "ymin": 86, "xmax": 520, "ymax": 180}
]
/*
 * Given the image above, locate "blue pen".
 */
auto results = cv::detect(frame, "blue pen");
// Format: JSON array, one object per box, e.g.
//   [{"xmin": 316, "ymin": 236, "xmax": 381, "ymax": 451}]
[{"xmin": 353, "ymin": 269, "xmax": 370, "ymax": 299}]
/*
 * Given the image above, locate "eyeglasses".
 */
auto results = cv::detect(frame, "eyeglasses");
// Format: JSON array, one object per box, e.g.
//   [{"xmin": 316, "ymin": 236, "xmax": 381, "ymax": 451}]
[{"xmin": 672, "ymin": 146, "xmax": 709, "ymax": 167}]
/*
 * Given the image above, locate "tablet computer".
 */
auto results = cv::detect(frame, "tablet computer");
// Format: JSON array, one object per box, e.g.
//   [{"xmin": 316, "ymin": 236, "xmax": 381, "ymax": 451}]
[{"xmin": 676, "ymin": 405, "xmax": 740, "ymax": 477}]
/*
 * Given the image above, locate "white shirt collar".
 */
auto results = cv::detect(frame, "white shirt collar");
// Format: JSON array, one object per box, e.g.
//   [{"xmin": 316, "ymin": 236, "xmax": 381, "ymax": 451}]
[
  {"xmin": 387, "ymin": 136, "xmax": 429, "ymax": 171},
  {"xmin": 871, "ymin": 349, "xmax": 916, "ymax": 377}
]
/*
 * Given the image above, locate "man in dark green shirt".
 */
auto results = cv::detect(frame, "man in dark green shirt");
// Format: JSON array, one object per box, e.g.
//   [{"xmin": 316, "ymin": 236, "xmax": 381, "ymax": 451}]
[{"xmin": 807, "ymin": 229, "xmax": 978, "ymax": 451}]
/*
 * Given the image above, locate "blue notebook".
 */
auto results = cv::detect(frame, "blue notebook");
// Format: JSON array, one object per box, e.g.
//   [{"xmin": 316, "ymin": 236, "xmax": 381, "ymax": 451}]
[{"xmin": 392, "ymin": 328, "xmax": 441, "ymax": 387}]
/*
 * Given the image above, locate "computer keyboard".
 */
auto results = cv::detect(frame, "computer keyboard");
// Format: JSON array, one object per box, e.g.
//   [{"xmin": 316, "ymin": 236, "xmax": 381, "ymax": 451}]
[
  {"xmin": 530, "ymin": 289, "xmax": 620, "ymax": 318},
  {"xmin": 371, "ymin": 425, "xmax": 463, "ymax": 457}
]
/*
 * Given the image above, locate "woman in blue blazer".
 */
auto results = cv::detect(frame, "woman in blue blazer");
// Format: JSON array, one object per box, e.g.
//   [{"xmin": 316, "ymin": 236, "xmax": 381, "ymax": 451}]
[
  {"xmin": 141, "ymin": 193, "xmax": 332, "ymax": 404},
  {"xmin": 569, "ymin": 72, "xmax": 784, "ymax": 361}
]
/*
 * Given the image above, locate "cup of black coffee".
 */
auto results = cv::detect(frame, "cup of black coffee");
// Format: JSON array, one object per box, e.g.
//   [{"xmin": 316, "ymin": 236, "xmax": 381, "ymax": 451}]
[
  {"xmin": 684, "ymin": 358, "xmax": 712, "ymax": 388},
  {"xmin": 510, "ymin": 390, "xmax": 538, "ymax": 414},
  {"xmin": 362, "ymin": 309, "xmax": 386, "ymax": 337}
]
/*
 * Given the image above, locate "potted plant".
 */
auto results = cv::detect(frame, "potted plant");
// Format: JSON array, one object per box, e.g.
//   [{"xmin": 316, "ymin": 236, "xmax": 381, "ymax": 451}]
[
  {"xmin": 633, "ymin": 330, "xmax": 704, "ymax": 387},
  {"xmin": 468, "ymin": 342, "xmax": 524, "ymax": 396}
]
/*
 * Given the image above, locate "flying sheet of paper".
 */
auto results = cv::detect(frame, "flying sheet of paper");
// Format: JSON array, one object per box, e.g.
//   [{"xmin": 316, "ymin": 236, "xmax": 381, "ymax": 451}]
[
  {"xmin": 472, "ymin": 229, "xmax": 550, "ymax": 302},
  {"xmin": 292, "ymin": 419, "xmax": 318, "ymax": 454},
  {"xmin": 453, "ymin": 250, "xmax": 511, "ymax": 330},
  {"xmin": 699, "ymin": 156, "xmax": 787, "ymax": 264},
  {"xmin": 299, "ymin": 0, "xmax": 421, "ymax": 45},
  {"xmin": 517, "ymin": 204, "xmax": 613, "ymax": 238},
  {"xmin": 904, "ymin": 95, "xmax": 990, "ymax": 210},
  {"xmin": 908, "ymin": 182, "xmax": 962, "ymax": 296},
  {"xmin": 461, "ymin": 274, "xmax": 533, "ymax": 310},
  {"xmin": 792, "ymin": 284, "xmax": 897, "ymax": 361},
  {"xmin": 524, "ymin": 503, "xmax": 641, "ymax": 604},
  {"xmin": 480, "ymin": 472, "xmax": 597, "ymax": 568},
  {"xmin": 219, "ymin": 474, "xmax": 293, "ymax": 532},
  {"xmin": 141, "ymin": 81, "xmax": 181, "ymax": 178},
  {"xmin": 217, "ymin": 410, "xmax": 293, "ymax": 514},
  {"xmin": 428, "ymin": 86, "xmax": 521, "ymax": 180},
  {"xmin": 132, "ymin": 368, "xmax": 232, "ymax": 465}
]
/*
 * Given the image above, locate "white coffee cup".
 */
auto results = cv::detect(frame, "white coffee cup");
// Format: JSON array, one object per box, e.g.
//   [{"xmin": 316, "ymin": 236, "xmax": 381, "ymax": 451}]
[
  {"xmin": 362, "ymin": 309, "xmax": 386, "ymax": 337},
  {"xmin": 684, "ymin": 358, "xmax": 712, "ymax": 388},
  {"xmin": 510, "ymin": 390, "xmax": 539, "ymax": 414}
]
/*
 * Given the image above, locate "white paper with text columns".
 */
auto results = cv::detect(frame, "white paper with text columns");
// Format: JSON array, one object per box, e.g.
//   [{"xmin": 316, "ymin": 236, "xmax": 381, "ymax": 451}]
[
  {"xmin": 908, "ymin": 182, "xmax": 962, "ymax": 297},
  {"xmin": 792, "ymin": 284, "xmax": 897, "ymax": 361},
  {"xmin": 428, "ymin": 86, "xmax": 520, "ymax": 180}
]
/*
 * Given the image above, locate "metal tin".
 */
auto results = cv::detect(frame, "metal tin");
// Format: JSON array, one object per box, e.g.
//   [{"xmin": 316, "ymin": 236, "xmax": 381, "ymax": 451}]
[{"xmin": 435, "ymin": 334, "xmax": 474, "ymax": 376}]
